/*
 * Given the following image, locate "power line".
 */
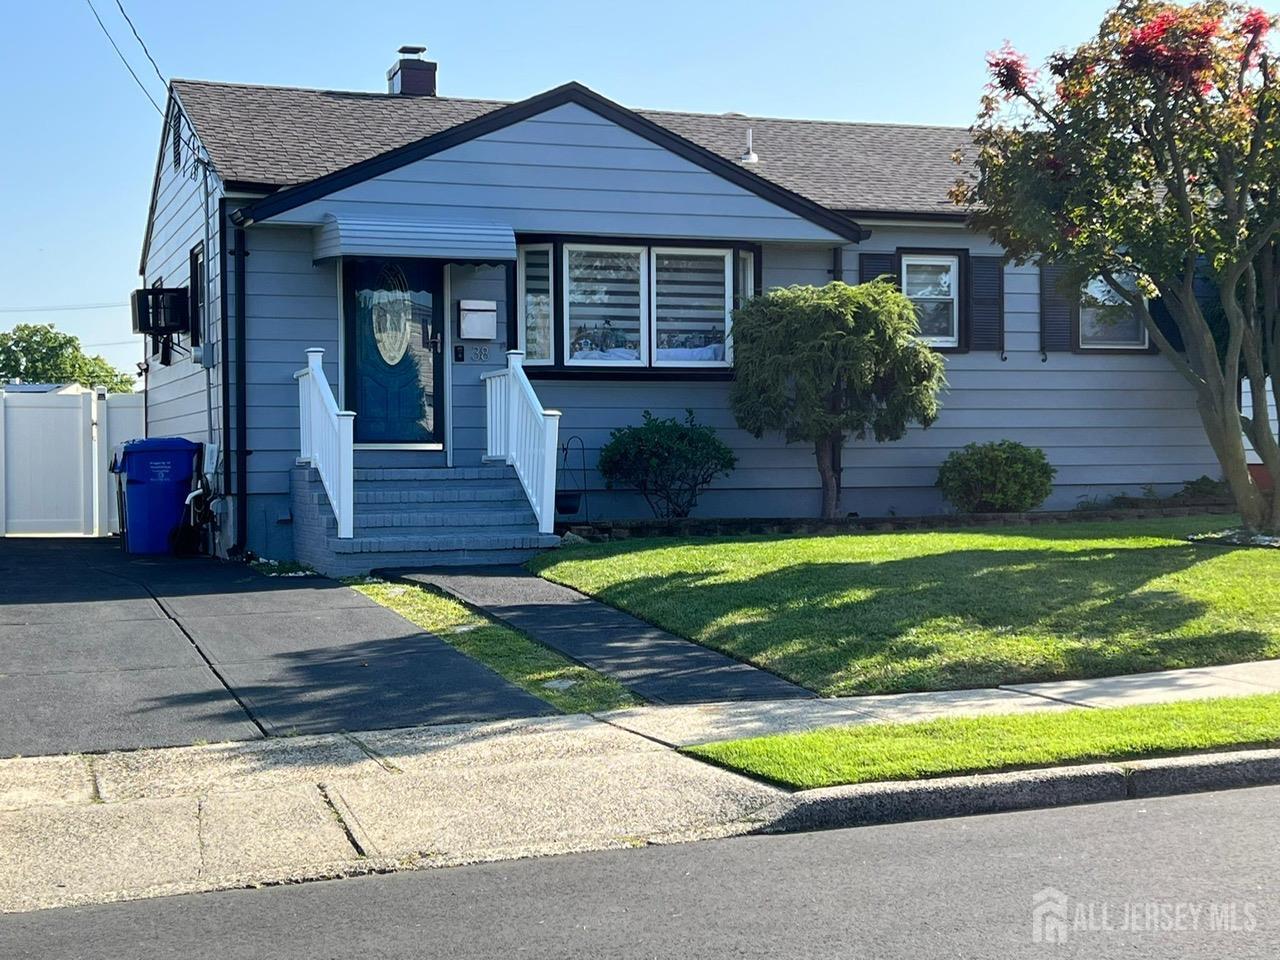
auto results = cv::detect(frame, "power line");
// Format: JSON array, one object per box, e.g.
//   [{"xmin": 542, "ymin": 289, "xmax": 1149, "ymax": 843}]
[
  {"xmin": 113, "ymin": 0, "xmax": 166, "ymax": 89},
  {"xmin": 82, "ymin": 0, "xmax": 207, "ymax": 170},
  {"xmin": 0, "ymin": 303, "xmax": 126, "ymax": 313},
  {"xmin": 83, "ymin": 0, "xmax": 163, "ymax": 116}
]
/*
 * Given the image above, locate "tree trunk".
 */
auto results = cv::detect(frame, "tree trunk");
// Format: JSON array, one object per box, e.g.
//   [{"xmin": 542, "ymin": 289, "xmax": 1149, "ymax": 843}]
[
  {"xmin": 814, "ymin": 433, "xmax": 843, "ymax": 520},
  {"xmin": 1195, "ymin": 393, "xmax": 1274, "ymax": 533}
]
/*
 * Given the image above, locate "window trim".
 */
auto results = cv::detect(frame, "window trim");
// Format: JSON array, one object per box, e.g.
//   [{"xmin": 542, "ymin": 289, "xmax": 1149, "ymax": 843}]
[
  {"xmin": 900, "ymin": 253, "xmax": 961, "ymax": 349},
  {"xmin": 562, "ymin": 243, "xmax": 650, "ymax": 367},
  {"xmin": 188, "ymin": 242, "xmax": 204, "ymax": 349},
  {"xmin": 1074, "ymin": 277, "xmax": 1153, "ymax": 353},
  {"xmin": 516, "ymin": 244, "xmax": 554, "ymax": 365},
  {"xmin": 650, "ymin": 246, "xmax": 733, "ymax": 369}
]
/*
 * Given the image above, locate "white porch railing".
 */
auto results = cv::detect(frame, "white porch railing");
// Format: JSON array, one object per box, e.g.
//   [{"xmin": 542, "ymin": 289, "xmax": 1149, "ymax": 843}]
[
  {"xmin": 481, "ymin": 350, "xmax": 561, "ymax": 534},
  {"xmin": 294, "ymin": 348, "xmax": 355, "ymax": 539}
]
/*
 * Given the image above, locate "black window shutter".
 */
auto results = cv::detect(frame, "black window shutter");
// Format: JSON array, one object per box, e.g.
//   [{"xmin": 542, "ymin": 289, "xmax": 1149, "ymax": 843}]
[
  {"xmin": 1148, "ymin": 296, "xmax": 1181, "ymax": 352},
  {"xmin": 859, "ymin": 253, "xmax": 897, "ymax": 285},
  {"xmin": 969, "ymin": 256, "xmax": 1004, "ymax": 353},
  {"xmin": 1039, "ymin": 263, "xmax": 1074, "ymax": 353}
]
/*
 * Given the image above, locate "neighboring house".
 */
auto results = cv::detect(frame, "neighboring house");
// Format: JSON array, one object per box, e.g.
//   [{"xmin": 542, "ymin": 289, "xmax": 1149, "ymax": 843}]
[
  {"xmin": 2, "ymin": 383, "xmax": 91, "ymax": 395},
  {"xmin": 139, "ymin": 49, "xmax": 1219, "ymax": 574}
]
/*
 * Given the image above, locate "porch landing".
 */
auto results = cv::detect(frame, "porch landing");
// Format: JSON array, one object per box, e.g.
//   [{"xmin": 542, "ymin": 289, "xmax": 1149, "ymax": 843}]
[{"xmin": 390, "ymin": 567, "xmax": 813, "ymax": 705}]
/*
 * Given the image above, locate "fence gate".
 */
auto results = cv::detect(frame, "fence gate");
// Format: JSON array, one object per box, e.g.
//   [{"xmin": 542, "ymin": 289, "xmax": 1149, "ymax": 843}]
[{"xmin": 0, "ymin": 389, "xmax": 145, "ymax": 536}]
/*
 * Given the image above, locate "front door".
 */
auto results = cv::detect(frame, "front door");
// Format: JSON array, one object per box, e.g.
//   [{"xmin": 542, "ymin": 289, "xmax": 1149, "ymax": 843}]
[{"xmin": 343, "ymin": 258, "xmax": 445, "ymax": 445}]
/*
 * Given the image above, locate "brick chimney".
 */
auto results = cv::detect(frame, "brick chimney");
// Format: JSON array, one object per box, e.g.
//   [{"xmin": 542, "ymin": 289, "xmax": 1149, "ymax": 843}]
[{"xmin": 387, "ymin": 45, "xmax": 436, "ymax": 96}]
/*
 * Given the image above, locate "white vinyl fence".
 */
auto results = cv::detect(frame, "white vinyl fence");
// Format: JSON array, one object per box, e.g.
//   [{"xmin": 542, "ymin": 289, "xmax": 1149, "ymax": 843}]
[{"xmin": 0, "ymin": 387, "xmax": 144, "ymax": 536}]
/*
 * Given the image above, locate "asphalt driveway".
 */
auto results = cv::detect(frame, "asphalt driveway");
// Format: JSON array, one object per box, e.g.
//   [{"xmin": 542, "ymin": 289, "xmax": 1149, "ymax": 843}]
[{"xmin": 0, "ymin": 539, "xmax": 551, "ymax": 758}]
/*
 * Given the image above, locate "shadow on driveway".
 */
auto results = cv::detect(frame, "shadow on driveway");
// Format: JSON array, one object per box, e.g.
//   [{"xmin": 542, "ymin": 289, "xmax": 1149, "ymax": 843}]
[{"xmin": 0, "ymin": 539, "xmax": 551, "ymax": 758}]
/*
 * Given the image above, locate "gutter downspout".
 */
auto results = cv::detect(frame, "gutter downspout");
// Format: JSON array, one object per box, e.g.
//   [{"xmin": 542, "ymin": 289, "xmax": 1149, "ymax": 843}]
[
  {"xmin": 201, "ymin": 164, "xmax": 215, "ymax": 446},
  {"xmin": 218, "ymin": 198, "xmax": 231, "ymax": 511},
  {"xmin": 233, "ymin": 226, "xmax": 248, "ymax": 554}
]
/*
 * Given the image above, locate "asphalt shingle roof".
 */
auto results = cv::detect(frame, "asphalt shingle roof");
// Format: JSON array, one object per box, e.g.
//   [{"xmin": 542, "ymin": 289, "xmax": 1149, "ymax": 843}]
[{"xmin": 171, "ymin": 78, "xmax": 970, "ymax": 217}]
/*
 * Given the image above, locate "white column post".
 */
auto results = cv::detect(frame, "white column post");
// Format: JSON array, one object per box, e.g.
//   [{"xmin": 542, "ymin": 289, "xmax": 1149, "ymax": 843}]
[
  {"xmin": 79, "ymin": 390, "xmax": 96, "ymax": 536},
  {"xmin": 92, "ymin": 386, "xmax": 110, "ymax": 537},
  {"xmin": 335, "ymin": 411, "xmax": 355, "ymax": 539},
  {"xmin": 300, "ymin": 347, "xmax": 324, "ymax": 464},
  {"xmin": 539, "ymin": 409, "xmax": 561, "ymax": 534},
  {"xmin": 505, "ymin": 350, "xmax": 524, "ymax": 467}
]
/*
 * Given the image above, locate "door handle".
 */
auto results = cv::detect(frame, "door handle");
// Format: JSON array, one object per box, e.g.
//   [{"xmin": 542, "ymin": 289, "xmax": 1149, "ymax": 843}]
[{"xmin": 425, "ymin": 333, "xmax": 443, "ymax": 354}]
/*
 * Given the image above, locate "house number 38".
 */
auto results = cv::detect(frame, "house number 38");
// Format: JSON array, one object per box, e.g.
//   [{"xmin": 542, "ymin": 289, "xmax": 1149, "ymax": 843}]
[{"xmin": 470, "ymin": 346, "xmax": 490, "ymax": 362}]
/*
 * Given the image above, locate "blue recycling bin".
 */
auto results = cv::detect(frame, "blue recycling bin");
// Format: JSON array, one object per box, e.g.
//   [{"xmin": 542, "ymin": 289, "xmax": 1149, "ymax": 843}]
[{"xmin": 112, "ymin": 438, "xmax": 200, "ymax": 555}]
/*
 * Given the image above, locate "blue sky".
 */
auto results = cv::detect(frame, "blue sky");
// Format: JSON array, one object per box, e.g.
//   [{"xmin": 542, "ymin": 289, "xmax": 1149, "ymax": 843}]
[{"xmin": 0, "ymin": 0, "xmax": 1130, "ymax": 374}]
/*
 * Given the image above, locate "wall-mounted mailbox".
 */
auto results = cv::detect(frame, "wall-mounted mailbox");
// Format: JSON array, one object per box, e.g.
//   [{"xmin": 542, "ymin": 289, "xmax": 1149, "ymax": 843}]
[{"xmin": 458, "ymin": 299, "xmax": 498, "ymax": 341}]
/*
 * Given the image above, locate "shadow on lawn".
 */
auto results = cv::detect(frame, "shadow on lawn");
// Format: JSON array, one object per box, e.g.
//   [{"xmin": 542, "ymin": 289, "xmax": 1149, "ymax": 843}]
[{"xmin": 574, "ymin": 543, "xmax": 1275, "ymax": 695}]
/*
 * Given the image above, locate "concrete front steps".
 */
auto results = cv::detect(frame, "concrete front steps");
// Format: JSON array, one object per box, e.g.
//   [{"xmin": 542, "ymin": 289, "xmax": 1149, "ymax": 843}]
[{"xmin": 290, "ymin": 465, "xmax": 560, "ymax": 576}]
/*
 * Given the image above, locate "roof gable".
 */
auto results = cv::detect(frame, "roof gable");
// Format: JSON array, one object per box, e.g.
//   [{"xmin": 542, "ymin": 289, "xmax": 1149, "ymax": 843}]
[{"xmin": 234, "ymin": 83, "xmax": 867, "ymax": 242}]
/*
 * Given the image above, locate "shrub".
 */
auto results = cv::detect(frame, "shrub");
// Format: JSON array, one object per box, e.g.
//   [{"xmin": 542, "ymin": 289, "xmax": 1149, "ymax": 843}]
[
  {"xmin": 937, "ymin": 441, "xmax": 1056, "ymax": 513},
  {"xmin": 597, "ymin": 410, "xmax": 737, "ymax": 519}
]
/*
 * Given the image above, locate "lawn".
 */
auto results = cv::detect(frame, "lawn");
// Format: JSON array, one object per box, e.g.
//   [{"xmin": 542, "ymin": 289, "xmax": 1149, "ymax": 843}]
[
  {"xmin": 529, "ymin": 516, "xmax": 1280, "ymax": 696},
  {"xmin": 349, "ymin": 578, "xmax": 641, "ymax": 714},
  {"xmin": 686, "ymin": 693, "xmax": 1280, "ymax": 789}
]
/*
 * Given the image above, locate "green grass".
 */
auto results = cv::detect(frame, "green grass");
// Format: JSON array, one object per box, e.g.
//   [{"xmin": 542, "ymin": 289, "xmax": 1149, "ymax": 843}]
[
  {"xmin": 686, "ymin": 693, "xmax": 1280, "ymax": 789},
  {"xmin": 349, "ymin": 578, "xmax": 641, "ymax": 714},
  {"xmin": 529, "ymin": 516, "xmax": 1280, "ymax": 696}
]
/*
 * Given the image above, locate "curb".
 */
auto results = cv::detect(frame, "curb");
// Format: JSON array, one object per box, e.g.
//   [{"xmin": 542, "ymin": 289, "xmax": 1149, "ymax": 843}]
[{"xmin": 747, "ymin": 747, "xmax": 1280, "ymax": 833}]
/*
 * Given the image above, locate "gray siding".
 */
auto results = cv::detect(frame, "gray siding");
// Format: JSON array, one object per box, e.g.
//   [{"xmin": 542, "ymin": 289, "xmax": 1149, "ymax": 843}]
[
  {"xmin": 264, "ymin": 103, "xmax": 846, "ymax": 244},
  {"xmin": 227, "ymin": 222, "xmax": 1222, "ymax": 538},
  {"xmin": 538, "ymin": 227, "xmax": 1220, "ymax": 518},
  {"xmin": 141, "ymin": 120, "xmax": 229, "ymax": 547}
]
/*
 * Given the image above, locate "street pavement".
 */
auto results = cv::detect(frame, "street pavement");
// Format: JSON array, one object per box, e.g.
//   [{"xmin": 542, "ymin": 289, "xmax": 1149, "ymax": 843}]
[{"xmin": 3, "ymin": 784, "xmax": 1276, "ymax": 959}]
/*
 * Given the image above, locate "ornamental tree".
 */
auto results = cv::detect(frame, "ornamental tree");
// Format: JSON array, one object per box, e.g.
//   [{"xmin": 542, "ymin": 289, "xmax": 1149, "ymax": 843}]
[
  {"xmin": 954, "ymin": 1, "xmax": 1280, "ymax": 531},
  {"xmin": 730, "ymin": 282, "xmax": 946, "ymax": 519}
]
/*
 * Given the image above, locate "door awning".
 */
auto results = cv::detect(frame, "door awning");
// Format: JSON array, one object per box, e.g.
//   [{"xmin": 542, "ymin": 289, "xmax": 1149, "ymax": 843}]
[{"xmin": 314, "ymin": 215, "xmax": 517, "ymax": 263}]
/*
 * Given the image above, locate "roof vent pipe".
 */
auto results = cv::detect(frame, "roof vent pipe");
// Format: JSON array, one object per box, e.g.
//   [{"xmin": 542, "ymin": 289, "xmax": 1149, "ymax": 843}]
[
  {"xmin": 740, "ymin": 127, "xmax": 758, "ymax": 164},
  {"xmin": 388, "ymin": 45, "xmax": 437, "ymax": 96}
]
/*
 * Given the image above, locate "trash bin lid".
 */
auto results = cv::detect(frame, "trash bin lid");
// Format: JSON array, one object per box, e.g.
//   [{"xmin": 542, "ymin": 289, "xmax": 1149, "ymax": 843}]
[
  {"xmin": 121, "ymin": 437, "xmax": 202, "ymax": 453},
  {"xmin": 116, "ymin": 437, "xmax": 201, "ymax": 473}
]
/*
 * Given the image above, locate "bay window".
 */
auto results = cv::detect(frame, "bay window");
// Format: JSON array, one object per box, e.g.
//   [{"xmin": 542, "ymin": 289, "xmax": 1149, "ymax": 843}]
[
  {"xmin": 651, "ymin": 248, "xmax": 732, "ymax": 366},
  {"xmin": 519, "ymin": 240, "xmax": 748, "ymax": 370},
  {"xmin": 901, "ymin": 254, "xmax": 960, "ymax": 347},
  {"xmin": 517, "ymin": 245, "xmax": 553, "ymax": 364},
  {"xmin": 565, "ymin": 245, "xmax": 647, "ymax": 365},
  {"xmin": 1078, "ymin": 275, "xmax": 1149, "ymax": 350}
]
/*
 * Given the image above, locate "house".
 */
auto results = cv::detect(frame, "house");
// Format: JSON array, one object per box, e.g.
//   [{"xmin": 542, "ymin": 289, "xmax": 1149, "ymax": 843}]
[{"xmin": 139, "ymin": 48, "xmax": 1219, "ymax": 574}]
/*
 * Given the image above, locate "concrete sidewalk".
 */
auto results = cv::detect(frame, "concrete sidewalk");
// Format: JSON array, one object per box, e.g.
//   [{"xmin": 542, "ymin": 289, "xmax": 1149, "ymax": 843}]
[
  {"xmin": 0, "ymin": 716, "xmax": 781, "ymax": 913},
  {"xmin": 4, "ymin": 659, "xmax": 1278, "ymax": 914},
  {"xmin": 596, "ymin": 658, "xmax": 1280, "ymax": 745}
]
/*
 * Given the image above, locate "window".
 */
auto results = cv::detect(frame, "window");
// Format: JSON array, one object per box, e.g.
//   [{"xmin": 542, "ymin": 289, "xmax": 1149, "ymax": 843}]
[
  {"xmin": 188, "ymin": 244, "xmax": 204, "ymax": 349},
  {"xmin": 901, "ymin": 254, "xmax": 960, "ymax": 347},
  {"xmin": 517, "ymin": 245, "xmax": 553, "ymax": 364},
  {"xmin": 735, "ymin": 249, "xmax": 755, "ymax": 311},
  {"xmin": 651, "ymin": 248, "xmax": 732, "ymax": 366},
  {"xmin": 564, "ymin": 245, "xmax": 648, "ymax": 365},
  {"xmin": 520, "ymin": 241, "xmax": 748, "ymax": 369},
  {"xmin": 1078, "ymin": 276, "xmax": 1149, "ymax": 349}
]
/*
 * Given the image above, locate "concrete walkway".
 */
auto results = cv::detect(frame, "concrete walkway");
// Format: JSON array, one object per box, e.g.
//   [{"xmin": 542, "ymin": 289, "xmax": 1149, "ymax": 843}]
[
  {"xmin": 391, "ymin": 567, "xmax": 811, "ymax": 704},
  {"xmin": 595, "ymin": 659, "xmax": 1280, "ymax": 746}
]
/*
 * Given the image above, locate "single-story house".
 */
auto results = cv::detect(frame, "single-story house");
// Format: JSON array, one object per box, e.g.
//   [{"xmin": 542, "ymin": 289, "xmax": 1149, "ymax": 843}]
[{"xmin": 139, "ymin": 48, "xmax": 1219, "ymax": 574}]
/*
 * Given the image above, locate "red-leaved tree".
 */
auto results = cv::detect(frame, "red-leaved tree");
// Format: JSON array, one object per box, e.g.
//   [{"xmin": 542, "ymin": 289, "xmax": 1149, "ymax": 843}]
[{"xmin": 954, "ymin": 1, "xmax": 1280, "ymax": 531}]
